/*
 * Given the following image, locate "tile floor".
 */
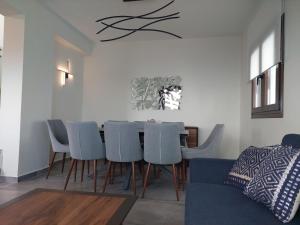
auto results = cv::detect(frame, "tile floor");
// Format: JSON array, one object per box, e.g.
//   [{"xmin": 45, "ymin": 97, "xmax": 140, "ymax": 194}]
[{"xmin": 0, "ymin": 160, "xmax": 185, "ymax": 225}]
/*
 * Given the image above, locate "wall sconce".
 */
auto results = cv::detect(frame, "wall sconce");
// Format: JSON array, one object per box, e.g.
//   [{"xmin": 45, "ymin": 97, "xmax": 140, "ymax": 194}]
[{"xmin": 57, "ymin": 59, "xmax": 74, "ymax": 87}]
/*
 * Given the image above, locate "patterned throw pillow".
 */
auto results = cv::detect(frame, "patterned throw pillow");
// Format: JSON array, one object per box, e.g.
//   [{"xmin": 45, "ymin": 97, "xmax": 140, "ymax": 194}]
[
  {"xmin": 225, "ymin": 146, "xmax": 272, "ymax": 189},
  {"xmin": 244, "ymin": 145, "xmax": 300, "ymax": 223}
]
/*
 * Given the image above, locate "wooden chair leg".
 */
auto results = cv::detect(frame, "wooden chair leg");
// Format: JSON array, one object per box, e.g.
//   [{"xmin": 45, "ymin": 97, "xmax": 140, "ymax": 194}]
[
  {"xmin": 93, "ymin": 160, "xmax": 97, "ymax": 193},
  {"xmin": 46, "ymin": 152, "xmax": 57, "ymax": 179},
  {"xmin": 81, "ymin": 161, "xmax": 85, "ymax": 183},
  {"xmin": 131, "ymin": 162, "xmax": 136, "ymax": 195},
  {"xmin": 142, "ymin": 163, "xmax": 151, "ymax": 198},
  {"xmin": 172, "ymin": 164, "xmax": 180, "ymax": 201},
  {"xmin": 61, "ymin": 153, "xmax": 66, "ymax": 173},
  {"xmin": 87, "ymin": 161, "xmax": 90, "ymax": 175},
  {"xmin": 74, "ymin": 160, "xmax": 78, "ymax": 182},
  {"xmin": 64, "ymin": 159, "xmax": 76, "ymax": 191},
  {"xmin": 102, "ymin": 161, "xmax": 112, "ymax": 193}
]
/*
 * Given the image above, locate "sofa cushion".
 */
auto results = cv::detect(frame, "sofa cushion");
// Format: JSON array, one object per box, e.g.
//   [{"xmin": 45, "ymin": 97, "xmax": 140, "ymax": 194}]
[
  {"xmin": 225, "ymin": 146, "xmax": 272, "ymax": 189},
  {"xmin": 185, "ymin": 183, "xmax": 300, "ymax": 225},
  {"xmin": 244, "ymin": 145, "xmax": 300, "ymax": 223}
]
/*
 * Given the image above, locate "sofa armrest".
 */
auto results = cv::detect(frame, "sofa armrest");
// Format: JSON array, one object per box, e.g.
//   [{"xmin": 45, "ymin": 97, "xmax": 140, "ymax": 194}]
[{"xmin": 189, "ymin": 158, "xmax": 235, "ymax": 185}]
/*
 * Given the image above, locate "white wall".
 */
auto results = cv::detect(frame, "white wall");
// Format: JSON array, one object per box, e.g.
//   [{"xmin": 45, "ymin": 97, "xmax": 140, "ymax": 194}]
[
  {"xmin": 83, "ymin": 37, "xmax": 242, "ymax": 159},
  {"xmin": 240, "ymin": 0, "xmax": 300, "ymax": 149},
  {"xmin": 16, "ymin": 0, "xmax": 93, "ymax": 177},
  {"xmin": 0, "ymin": 14, "xmax": 3, "ymax": 49},
  {"xmin": 0, "ymin": 15, "xmax": 25, "ymax": 176},
  {"xmin": 0, "ymin": 14, "xmax": 4, "ymax": 86},
  {"xmin": 52, "ymin": 40, "xmax": 84, "ymax": 121},
  {"xmin": 0, "ymin": 0, "xmax": 93, "ymax": 177}
]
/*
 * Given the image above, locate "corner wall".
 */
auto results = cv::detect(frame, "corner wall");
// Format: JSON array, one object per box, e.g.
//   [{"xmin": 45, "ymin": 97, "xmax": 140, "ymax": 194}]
[
  {"xmin": 240, "ymin": 0, "xmax": 300, "ymax": 149},
  {"xmin": 0, "ymin": 14, "xmax": 3, "ymax": 48},
  {"xmin": 0, "ymin": 15, "xmax": 25, "ymax": 177},
  {"xmin": 0, "ymin": 14, "xmax": 4, "ymax": 90},
  {"xmin": 83, "ymin": 37, "xmax": 242, "ymax": 159},
  {"xmin": 0, "ymin": 0, "xmax": 93, "ymax": 177}
]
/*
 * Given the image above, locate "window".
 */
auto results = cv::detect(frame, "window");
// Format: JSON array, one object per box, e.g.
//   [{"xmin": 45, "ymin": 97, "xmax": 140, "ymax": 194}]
[
  {"xmin": 251, "ymin": 63, "xmax": 283, "ymax": 118},
  {"xmin": 250, "ymin": 14, "xmax": 284, "ymax": 119}
]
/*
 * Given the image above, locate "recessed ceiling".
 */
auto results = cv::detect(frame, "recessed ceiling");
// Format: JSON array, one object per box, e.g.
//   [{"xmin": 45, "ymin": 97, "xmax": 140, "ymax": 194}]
[{"xmin": 40, "ymin": 0, "xmax": 260, "ymax": 42}]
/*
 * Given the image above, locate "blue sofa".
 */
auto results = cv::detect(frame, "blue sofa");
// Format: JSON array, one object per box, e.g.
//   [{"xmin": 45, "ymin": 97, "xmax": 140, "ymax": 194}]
[{"xmin": 185, "ymin": 158, "xmax": 300, "ymax": 225}]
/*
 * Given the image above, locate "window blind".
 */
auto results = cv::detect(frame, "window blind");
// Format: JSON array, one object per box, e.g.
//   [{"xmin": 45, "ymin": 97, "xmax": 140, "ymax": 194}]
[{"xmin": 249, "ymin": 0, "xmax": 282, "ymax": 80}]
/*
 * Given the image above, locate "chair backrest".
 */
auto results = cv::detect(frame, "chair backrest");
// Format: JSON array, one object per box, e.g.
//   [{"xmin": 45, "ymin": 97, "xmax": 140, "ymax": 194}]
[
  {"xmin": 163, "ymin": 122, "xmax": 186, "ymax": 146},
  {"xmin": 104, "ymin": 121, "xmax": 142, "ymax": 162},
  {"xmin": 46, "ymin": 120, "xmax": 69, "ymax": 145},
  {"xmin": 189, "ymin": 124, "xmax": 224, "ymax": 159},
  {"xmin": 200, "ymin": 124, "xmax": 224, "ymax": 149},
  {"xmin": 134, "ymin": 121, "xmax": 146, "ymax": 130},
  {"xmin": 281, "ymin": 134, "xmax": 300, "ymax": 148},
  {"xmin": 144, "ymin": 123, "xmax": 182, "ymax": 165},
  {"xmin": 66, "ymin": 122, "xmax": 106, "ymax": 160}
]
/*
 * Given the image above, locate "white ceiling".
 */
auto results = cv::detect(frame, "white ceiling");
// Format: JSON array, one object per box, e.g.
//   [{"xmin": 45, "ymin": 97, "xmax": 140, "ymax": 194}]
[{"xmin": 41, "ymin": 0, "xmax": 260, "ymax": 43}]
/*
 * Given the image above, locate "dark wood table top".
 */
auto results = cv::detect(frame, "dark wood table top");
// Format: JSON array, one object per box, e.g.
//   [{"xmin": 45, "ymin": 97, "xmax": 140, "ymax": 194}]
[{"xmin": 0, "ymin": 189, "xmax": 137, "ymax": 225}]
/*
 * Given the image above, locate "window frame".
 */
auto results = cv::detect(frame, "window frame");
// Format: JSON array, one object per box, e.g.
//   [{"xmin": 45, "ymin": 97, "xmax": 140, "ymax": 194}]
[
  {"xmin": 251, "ymin": 62, "xmax": 284, "ymax": 118},
  {"xmin": 251, "ymin": 13, "xmax": 285, "ymax": 119}
]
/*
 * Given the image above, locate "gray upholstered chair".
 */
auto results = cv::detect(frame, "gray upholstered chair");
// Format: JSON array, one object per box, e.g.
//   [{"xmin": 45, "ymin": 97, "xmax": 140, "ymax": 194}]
[
  {"xmin": 64, "ymin": 122, "xmax": 106, "ymax": 192},
  {"xmin": 181, "ymin": 124, "xmax": 224, "ymax": 159},
  {"xmin": 142, "ymin": 123, "xmax": 182, "ymax": 201},
  {"xmin": 134, "ymin": 121, "xmax": 146, "ymax": 130},
  {"xmin": 163, "ymin": 122, "xmax": 187, "ymax": 146},
  {"xmin": 46, "ymin": 120, "xmax": 70, "ymax": 179},
  {"xmin": 180, "ymin": 124, "xmax": 224, "ymax": 184},
  {"xmin": 102, "ymin": 121, "xmax": 143, "ymax": 195}
]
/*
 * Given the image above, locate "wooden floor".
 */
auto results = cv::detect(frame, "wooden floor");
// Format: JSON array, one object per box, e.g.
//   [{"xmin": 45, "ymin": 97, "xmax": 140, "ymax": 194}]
[{"xmin": 0, "ymin": 189, "xmax": 136, "ymax": 225}]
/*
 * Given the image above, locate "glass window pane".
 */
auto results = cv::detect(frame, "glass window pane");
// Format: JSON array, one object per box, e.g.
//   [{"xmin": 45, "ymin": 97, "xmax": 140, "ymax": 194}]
[
  {"xmin": 250, "ymin": 47, "xmax": 260, "ymax": 80},
  {"xmin": 253, "ymin": 78, "xmax": 262, "ymax": 108},
  {"xmin": 267, "ymin": 66, "xmax": 277, "ymax": 105},
  {"xmin": 262, "ymin": 31, "xmax": 275, "ymax": 72}
]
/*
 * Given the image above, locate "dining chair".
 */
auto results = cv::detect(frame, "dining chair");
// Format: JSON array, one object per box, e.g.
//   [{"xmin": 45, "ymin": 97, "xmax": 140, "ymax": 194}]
[
  {"xmin": 134, "ymin": 121, "xmax": 146, "ymax": 130},
  {"xmin": 142, "ymin": 123, "xmax": 182, "ymax": 201},
  {"xmin": 46, "ymin": 120, "xmax": 70, "ymax": 179},
  {"xmin": 102, "ymin": 121, "xmax": 143, "ymax": 195},
  {"xmin": 181, "ymin": 124, "xmax": 224, "ymax": 159},
  {"xmin": 64, "ymin": 122, "xmax": 106, "ymax": 192},
  {"xmin": 181, "ymin": 124, "xmax": 224, "ymax": 183},
  {"xmin": 163, "ymin": 122, "xmax": 187, "ymax": 146}
]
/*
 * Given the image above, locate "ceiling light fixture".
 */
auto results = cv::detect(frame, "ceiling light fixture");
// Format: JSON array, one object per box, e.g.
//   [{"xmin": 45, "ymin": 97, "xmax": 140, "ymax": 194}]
[{"xmin": 96, "ymin": 0, "xmax": 181, "ymax": 42}]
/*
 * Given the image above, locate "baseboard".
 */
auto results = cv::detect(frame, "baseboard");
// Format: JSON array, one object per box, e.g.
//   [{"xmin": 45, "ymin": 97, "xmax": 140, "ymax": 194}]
[
  {"xmin": 17, "ymin": 167, "xmax": 49, "ymax": 182},
  {"xmin": 0, "ymin": 176, "xmax": 18, "ymax": 184},
  {"xmin": 0, "ymin": 159, "xmax": 69, "ymax": 183}
]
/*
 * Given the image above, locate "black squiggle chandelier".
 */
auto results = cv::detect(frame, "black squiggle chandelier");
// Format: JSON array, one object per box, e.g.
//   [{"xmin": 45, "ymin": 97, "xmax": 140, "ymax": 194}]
[{"xmin": 96, "ymin": 0, "xmax": 182, "ymax": 42}]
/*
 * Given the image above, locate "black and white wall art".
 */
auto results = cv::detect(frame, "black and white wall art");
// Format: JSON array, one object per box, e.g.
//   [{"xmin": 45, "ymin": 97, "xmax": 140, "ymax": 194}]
[{"xmin": 131, "ymin": 76, "xmax": 182, "ymax": 110}]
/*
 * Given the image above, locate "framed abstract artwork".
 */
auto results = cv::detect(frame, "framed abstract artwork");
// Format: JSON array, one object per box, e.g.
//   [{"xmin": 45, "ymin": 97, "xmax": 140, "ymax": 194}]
[{"xmin": 131, "ymin": 76, "xmax": 182, "ymax": 111}]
